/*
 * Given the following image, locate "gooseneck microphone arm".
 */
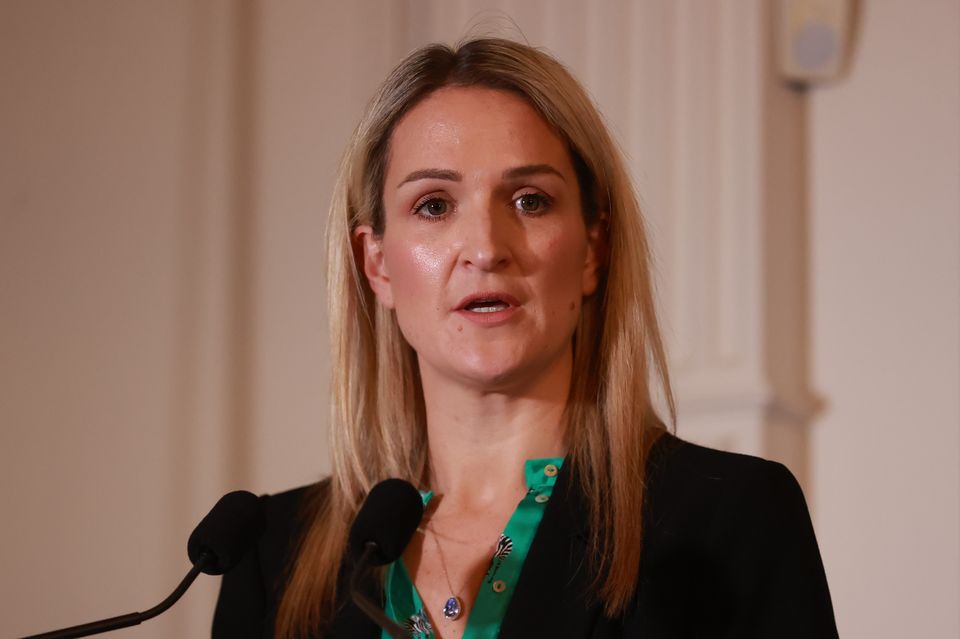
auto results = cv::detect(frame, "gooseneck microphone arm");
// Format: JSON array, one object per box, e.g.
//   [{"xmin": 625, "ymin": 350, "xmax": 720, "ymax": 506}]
[
  {"xmin": 347, "ymin": 478, "xmax": 425, "ymax": 639},
  {"xmin": 20, "ymin": 552, "xmax": 214, "ymax": 639},
  {"xmin": 19, "ymin": 490, "xmax": 263, "ymax": 639},
  {"xmin": 349, "ymin": 542, "xmax": 408, "ymax": 639}
]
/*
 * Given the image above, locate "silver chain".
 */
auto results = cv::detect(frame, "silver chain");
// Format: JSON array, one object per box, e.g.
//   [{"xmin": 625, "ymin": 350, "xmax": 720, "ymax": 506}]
[{"xmin": 418, "ymin": 524, "xmax": 464, "ymax": 602}]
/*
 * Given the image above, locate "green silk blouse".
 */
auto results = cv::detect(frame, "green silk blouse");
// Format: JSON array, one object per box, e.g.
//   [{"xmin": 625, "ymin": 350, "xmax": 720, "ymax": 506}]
[{"xmin": 382, "ymin": 457, "xmax": 564, "ymax": 639}]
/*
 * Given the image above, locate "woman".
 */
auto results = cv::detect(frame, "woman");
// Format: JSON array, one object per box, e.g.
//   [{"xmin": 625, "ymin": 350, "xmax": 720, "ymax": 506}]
[{"xmin": 214, "ymin": 38, "xmax": 838, "ymax": 639}]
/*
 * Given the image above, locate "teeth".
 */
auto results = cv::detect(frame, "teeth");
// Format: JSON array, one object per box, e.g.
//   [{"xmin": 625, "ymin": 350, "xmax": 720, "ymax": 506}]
[
  {"xmin": 471, "ymin": 303, "xmax": 508, "ymax": 313},
  {"xmin": 466, "ymin": 300, "xmax": 509, "ymax": 313}
]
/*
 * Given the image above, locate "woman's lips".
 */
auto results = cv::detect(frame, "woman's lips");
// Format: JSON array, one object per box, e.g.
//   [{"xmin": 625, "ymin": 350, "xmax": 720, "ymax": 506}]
[
  {"xmin": 454, "ymin": 291, "xmax": 521, "ymax": 326},
  {"xmin": 455, "ymin": 305, "xmax": 520, "ymax": 325},
  {"xmin": 454, "ymin": 291, "xmax": 521, "ymax": 310}
]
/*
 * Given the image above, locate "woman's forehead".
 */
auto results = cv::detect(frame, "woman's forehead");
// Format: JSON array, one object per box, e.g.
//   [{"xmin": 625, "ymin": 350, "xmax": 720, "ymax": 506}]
[{"xmin": 384, "ymin": 86, "xmax": 576, "ymax": 185}]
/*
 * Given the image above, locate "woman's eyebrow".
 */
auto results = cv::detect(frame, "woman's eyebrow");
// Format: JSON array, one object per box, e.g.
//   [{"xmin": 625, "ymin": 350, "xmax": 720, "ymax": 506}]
[
  {"xmin": 502, "ymin": 164, "xmax": 566, "ymax": 182},
  {"xmin": 397, "ymin": 168, "xmax": 462, "ymax": 188},
  {"xmin": 397, "ymin": 164, "xmax": 566, "ymax": 189}
]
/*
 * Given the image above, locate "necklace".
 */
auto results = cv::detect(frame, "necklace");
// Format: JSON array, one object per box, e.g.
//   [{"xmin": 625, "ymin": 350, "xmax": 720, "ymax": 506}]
[{"xmin": 419, "ymin": 525, "xmax": 464, "ymax": 621}]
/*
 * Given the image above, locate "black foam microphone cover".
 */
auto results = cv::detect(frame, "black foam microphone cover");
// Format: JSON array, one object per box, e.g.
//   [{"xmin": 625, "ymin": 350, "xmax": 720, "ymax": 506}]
[
  {"xmin": 187, "ymin": 490, "xmax": 264, "ymax": 575},
  {"xmin": 348, "ymin": 478, "xmax": 423, "ymax": 566}
]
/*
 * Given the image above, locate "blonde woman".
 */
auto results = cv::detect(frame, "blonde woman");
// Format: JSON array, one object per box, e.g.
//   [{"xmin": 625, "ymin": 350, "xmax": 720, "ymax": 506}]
[{"xmin": 213, "ymin": 38, "xmax": 838, "ymax": 639}]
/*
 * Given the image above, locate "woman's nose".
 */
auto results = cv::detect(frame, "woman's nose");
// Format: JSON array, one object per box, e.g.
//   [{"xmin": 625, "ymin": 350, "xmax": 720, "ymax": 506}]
[{"xmin": 458, "ymin": 202, "xmax": 513, "ymax": 271}]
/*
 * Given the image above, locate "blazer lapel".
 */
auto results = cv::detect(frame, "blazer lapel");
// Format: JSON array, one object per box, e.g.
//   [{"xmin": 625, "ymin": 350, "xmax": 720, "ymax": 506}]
[{"xmin": 498, "ymin": 461, "xmax": 606, "ymax": 638}]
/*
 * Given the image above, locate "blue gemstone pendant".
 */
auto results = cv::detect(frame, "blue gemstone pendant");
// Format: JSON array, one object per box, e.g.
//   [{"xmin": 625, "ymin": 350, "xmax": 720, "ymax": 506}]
[{"xmin": 441, "ymin": 596, "xmax": 463, "ymax": 621}]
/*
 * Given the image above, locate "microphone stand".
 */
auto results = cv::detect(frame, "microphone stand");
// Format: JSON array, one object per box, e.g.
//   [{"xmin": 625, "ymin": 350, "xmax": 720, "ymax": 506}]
[
  {"xmin": 20, "ymin": 552, "xmax": 213, "ymax": 639},
  {"xmin": 350, "ymin": 542, "xmax": 409, "ymax": 639}
]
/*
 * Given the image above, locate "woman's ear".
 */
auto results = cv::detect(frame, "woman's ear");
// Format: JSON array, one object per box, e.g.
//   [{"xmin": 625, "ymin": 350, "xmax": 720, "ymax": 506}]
[
  {"xmin": 353, "ymin": 224, "xmax": 395, "ymax": 308},
  {"xmin": 581, "ymin": 212, "xmax": 608, "ymax": 297}
]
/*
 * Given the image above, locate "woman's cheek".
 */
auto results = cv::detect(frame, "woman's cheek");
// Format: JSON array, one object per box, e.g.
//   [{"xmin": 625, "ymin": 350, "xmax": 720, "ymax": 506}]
[
  {"xmin": 410, "ymin": 242, "xmax": 447, "ymax": 281},
  {"xmin": 384, "ymin": 238, "xmax": 444, "ymax": 295},
  {"xmin": 544, "ymin": 225, "xmax": 587, "ymax": 277},
  {"xmin": 383, "ymin": 239, "xmax": 448, "ymax": 351}
]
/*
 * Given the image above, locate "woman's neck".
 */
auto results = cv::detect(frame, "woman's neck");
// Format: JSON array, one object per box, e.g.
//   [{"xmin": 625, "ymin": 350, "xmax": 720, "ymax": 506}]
[{"xmin": 418, "ymin": 351, "xmax": 571, "ymax": 513}]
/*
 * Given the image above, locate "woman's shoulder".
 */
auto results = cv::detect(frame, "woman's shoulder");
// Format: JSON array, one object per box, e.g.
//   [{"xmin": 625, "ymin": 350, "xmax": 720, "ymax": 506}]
[
  {"xmin": 261, "ymin": 481, "xmax": 327, "ymax": 525},
  {"xmin": 634, "ymin": 433, "xmax": 838, "ymax": 637},
  {"xmin": 212, "ymin": 480, "xmax": 331, "ymax": 638},
  {"xmin": 646, "ymin": 431, "xmax": 806, "ymax": 519},
  {"xmin": 231, "ymin": 480, "xmax": 331, "ymax": 591},
  {"xmin": 650, "ymin": 431, "xmax": 795, "ymax": 480},
  {"xmin": 258, "ymin": 479, "xmax": 330, "ymax": 564},
  {"xmin": 641, "ymin": 431, "xmax": 821, "ymax": 569}
]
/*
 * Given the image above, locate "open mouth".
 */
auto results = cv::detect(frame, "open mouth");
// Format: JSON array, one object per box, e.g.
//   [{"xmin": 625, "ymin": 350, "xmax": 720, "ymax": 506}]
[
  {"xmin": 463, "ymin": 298, "xmax": 511, "ymax": 313},
  {"xmin": 455, "ymin": 292, "xmax": 520, "ymax": 316}
]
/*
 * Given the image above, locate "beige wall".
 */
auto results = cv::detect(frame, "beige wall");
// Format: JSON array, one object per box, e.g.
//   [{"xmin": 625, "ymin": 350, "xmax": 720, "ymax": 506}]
[
  {"xmin": 808, "ymin": 1, "xmax": 960, "ymax": 636},
  {"xmin": 1, "ymin": 3, "xmax": 222, "ymax": 636},
  {"xmin": 1, "ymin": 1, "xmax": 957, "ymax": 637},
  {"xmin": 0, "ymin": 1, "xmax": 393, "ymax": 635}
]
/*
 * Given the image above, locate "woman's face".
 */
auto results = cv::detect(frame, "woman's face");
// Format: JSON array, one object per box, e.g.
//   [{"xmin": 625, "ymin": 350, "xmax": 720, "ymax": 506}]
[{"xmin": 357, "ymin": 86, "xmax": 603, "ymax": 392}]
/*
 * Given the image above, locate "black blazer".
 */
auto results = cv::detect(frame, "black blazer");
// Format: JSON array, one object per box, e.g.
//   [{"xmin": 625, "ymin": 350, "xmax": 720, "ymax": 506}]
[{"xmin": 213, "ymin": 434, "xmax": 839, "ymax": 638}]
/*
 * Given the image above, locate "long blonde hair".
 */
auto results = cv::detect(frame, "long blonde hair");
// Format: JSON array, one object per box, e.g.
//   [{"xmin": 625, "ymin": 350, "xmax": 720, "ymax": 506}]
[{"xmin": 276, "ymin": 37, "xmax": 675, "ymax": 638}]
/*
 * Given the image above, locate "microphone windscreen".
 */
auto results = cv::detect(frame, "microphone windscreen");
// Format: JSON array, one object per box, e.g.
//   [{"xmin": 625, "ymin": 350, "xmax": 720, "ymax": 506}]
[
  {"xmin": 187, "ymin": 490, "xmax": 264, "ymax": 575},
  {"xmin": 348, "ymin": 479, "xmax": 423, "ymax": 566}
]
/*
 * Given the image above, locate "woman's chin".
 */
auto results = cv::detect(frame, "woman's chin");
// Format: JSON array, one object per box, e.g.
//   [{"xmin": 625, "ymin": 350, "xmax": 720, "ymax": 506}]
[
  {"xmin": 442, "ymin": 355, "xmax": 558, "ymax": 394},
  {"xmin": 457, "ymin": 367, "xmax": 527, "ymax": 392},
  {"xmin": 415, "ymin": 338, "xmax": 573, "ymax": 394}
]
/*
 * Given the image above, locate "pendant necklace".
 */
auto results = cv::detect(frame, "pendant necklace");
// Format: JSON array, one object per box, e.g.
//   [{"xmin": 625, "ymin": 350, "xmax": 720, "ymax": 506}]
[{"xmin": 420, "ymin": 525, "xmax": 465, "ymax": 621}]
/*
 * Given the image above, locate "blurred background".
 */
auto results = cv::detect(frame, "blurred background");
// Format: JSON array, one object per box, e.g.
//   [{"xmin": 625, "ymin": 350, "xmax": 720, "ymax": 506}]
[{"xmin": 1, "ymin": 1, "xmax": 957, "ymax": 637}]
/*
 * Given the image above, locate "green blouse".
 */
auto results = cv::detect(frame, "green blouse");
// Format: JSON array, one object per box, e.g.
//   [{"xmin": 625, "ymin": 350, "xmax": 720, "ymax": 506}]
[{"xmin": 382, "ymin": 457, "xmax": 564, "ymax": 639}]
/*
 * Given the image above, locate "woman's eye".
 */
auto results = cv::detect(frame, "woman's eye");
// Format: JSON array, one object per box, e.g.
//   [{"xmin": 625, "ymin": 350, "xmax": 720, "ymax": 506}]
[
  {"xmin": 414, "ymin": 197, "xmax": 449, "ymax": 219},
  {"xmin": 515, "ymin": 193, "xmax": 550, "ymax": 214}
]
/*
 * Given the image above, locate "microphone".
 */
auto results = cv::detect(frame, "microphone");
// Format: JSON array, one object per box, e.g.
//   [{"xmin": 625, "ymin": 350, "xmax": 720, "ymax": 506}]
[
  {"xmin": 21, "ymin": 490, "xmax": 264, "ymax": 639},
  {"xmin": 348, "ymin": 479, "xmax": 424, "ymax": 639},
  {"xmin": 188, "ymin": 490, "xmax": 263, "ymax": 575}
]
